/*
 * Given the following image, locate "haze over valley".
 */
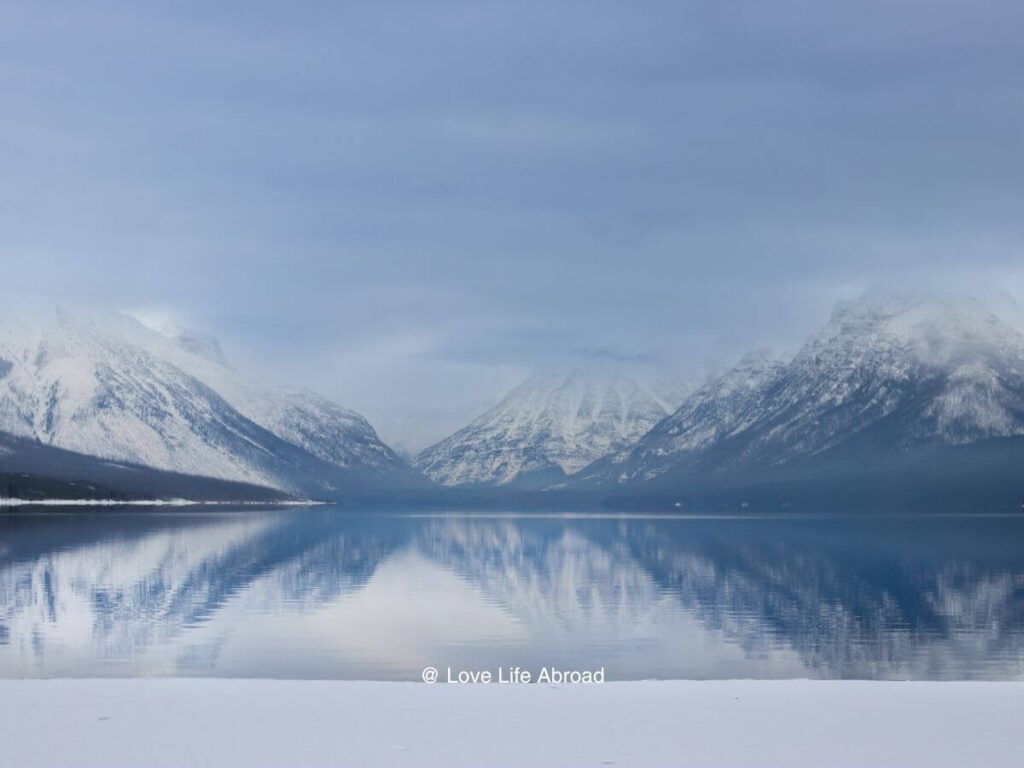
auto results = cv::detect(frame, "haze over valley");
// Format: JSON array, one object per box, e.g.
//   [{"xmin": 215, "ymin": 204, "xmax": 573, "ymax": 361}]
[{"xmin": 5, "ymin": 293, "xmax": 1024, "ymax": 509}]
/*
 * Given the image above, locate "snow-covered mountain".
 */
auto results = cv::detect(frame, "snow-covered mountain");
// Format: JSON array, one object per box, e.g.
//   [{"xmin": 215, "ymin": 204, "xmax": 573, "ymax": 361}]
[
  {"xmin": 0, "ymin": 301, "xmax": 414, "ymax": 496},
  {"xmin": 414, "ymin": 359, "xmax": 691, "ymax": 486},
  {"xmin": 579, "ymin": 295, "xmax": 1024, "ymax": 489}
]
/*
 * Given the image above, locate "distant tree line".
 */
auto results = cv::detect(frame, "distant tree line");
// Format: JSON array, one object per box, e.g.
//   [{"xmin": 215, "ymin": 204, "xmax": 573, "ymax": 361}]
[{"xmin": 0, "ymin": 472, "xmax": 137, "ymax": 501}]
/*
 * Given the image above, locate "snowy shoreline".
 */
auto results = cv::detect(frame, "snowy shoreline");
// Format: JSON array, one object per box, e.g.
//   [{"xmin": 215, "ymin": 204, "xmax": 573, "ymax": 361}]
[
  {"xmin": 3, "ymin": 679, "xmax": 1021, "ymax": 767},
  {"xmin": 0, "ymin": 498, "xmax": 320, "ymax": 507}
]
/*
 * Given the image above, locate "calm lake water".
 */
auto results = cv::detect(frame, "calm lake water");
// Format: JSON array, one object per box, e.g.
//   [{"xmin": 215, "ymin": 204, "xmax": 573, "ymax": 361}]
[{"xmin": 1, "ymin": 507, "xmax": 1023, "ymax": 680}]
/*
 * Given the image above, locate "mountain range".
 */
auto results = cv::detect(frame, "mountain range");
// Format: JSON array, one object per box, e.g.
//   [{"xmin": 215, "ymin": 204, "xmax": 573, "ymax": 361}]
[{"xmin": 4, "ymin": 294, "xmax": 1024, "ymax": 508}]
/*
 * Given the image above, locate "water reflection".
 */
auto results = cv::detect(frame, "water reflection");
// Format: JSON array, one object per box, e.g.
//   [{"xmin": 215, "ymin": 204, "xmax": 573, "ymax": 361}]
[{"xmin": 1, "ymin": 508, "xmax": 1022, "ymax": 680}]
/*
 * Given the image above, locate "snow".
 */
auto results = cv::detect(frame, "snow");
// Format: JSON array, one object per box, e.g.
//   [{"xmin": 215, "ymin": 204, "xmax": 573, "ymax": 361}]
[
  {"xmin": 0, "ymin": 497, "xmax": 195, "ymax": 507},
  {"xmin": 588, "ymin": 294, "xmax": 1024, "ymax": 486},
  {"xmin": 0, "ymin": 301, "xmax": 403, "ymax": 491},
  {"xmin": 0, "ymin": 498, "xmax": 319, "ymax": 506},
  {"xmin": 1, "ymin": 679, "xmax": 1021, "ymax": 767},
  {"xmin": 416, "ymin": 359, "xmax": 692, "ymax": 486}
]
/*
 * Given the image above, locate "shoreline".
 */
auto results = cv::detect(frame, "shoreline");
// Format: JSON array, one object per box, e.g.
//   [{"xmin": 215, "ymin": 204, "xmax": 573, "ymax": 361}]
[
  {"xmin": 0, "ymin": 498, "xmax": 320, "ymax": 507},
  {"xmin": 3, "ymin": 679, "xmax": 1022, "ymax": 767}
]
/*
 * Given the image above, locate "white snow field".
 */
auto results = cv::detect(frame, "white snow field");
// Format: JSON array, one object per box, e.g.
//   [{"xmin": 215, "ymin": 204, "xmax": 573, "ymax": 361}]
[{"xmin": 2, "ymin": 680, "xmax": 1021, "ymax": 767}]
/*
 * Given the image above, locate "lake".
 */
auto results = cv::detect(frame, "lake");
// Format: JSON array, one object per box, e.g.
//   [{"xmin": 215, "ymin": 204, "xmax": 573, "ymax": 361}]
[{"xmin": 1, "ymin": 507, "xmax": 1023, "ymax": 680}]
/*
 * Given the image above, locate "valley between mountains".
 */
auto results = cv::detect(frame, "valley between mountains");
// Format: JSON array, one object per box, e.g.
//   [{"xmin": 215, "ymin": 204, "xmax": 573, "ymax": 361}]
[{"xmin": 4, "ymin": 295, "xmax": 1024, "ymax": 510}]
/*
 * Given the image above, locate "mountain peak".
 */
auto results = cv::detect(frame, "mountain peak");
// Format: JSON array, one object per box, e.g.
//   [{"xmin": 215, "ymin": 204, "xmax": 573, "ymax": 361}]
[
  {"xmin": 829, "ymin": 293, "xmax": 998, "ymax": 329},
  {"xmin": 815, "ymin": 293, "xmax": 1024, "ymax": 371},
  {"xmin": 0, "ymin": 301, "xmax": 410, "ymax": 495},
  {"xmin": 415, "ymin": 359, "xmax": 692, "ymax": 486},
  {"xmin": 578, "ymin": 294, "xmax": 1024, "ymax": 490}
]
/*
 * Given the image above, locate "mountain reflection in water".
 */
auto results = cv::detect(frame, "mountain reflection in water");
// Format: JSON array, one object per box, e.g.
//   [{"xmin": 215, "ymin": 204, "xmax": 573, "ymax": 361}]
[{"xmin": 1, "ymin": 508, "xmax": 1022, "ymax": 680}]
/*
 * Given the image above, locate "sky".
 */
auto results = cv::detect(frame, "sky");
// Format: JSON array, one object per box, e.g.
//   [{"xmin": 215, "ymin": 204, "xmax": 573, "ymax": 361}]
[{"xmin": 2, "ymin": 1, "xmax": 1023, "ymax": 453}]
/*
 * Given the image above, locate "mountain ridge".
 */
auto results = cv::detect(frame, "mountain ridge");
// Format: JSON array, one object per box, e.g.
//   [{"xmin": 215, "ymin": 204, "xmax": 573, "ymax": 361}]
[
  {"xmin": 415, "ymin": 358, "xmax": 692, "ymax": 487},
  {"xmin": 573, "ymin": 295, "xmax": 1024, "ymax": 499},
  {"xmin": 0, "ymin": 302, "xmax": 422, "ymax": 498}
]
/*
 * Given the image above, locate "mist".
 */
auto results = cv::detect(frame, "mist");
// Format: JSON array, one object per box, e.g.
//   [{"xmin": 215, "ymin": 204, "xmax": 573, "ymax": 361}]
[{"xmin": 3, "ymin": 1, "xmax": 1023, "ymax": 451}]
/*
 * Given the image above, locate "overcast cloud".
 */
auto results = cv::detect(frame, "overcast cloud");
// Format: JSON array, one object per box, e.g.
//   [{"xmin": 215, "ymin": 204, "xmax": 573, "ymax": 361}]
[{"xmin": 2, "ymin": 1, "xmax": 1023, "ymax": 452}]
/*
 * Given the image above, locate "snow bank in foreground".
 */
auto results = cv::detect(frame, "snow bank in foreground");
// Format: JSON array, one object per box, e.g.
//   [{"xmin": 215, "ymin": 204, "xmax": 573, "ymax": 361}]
[{"xmin": 2, "ymin": 680, "xmax": 1021, "ymax": 767}]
